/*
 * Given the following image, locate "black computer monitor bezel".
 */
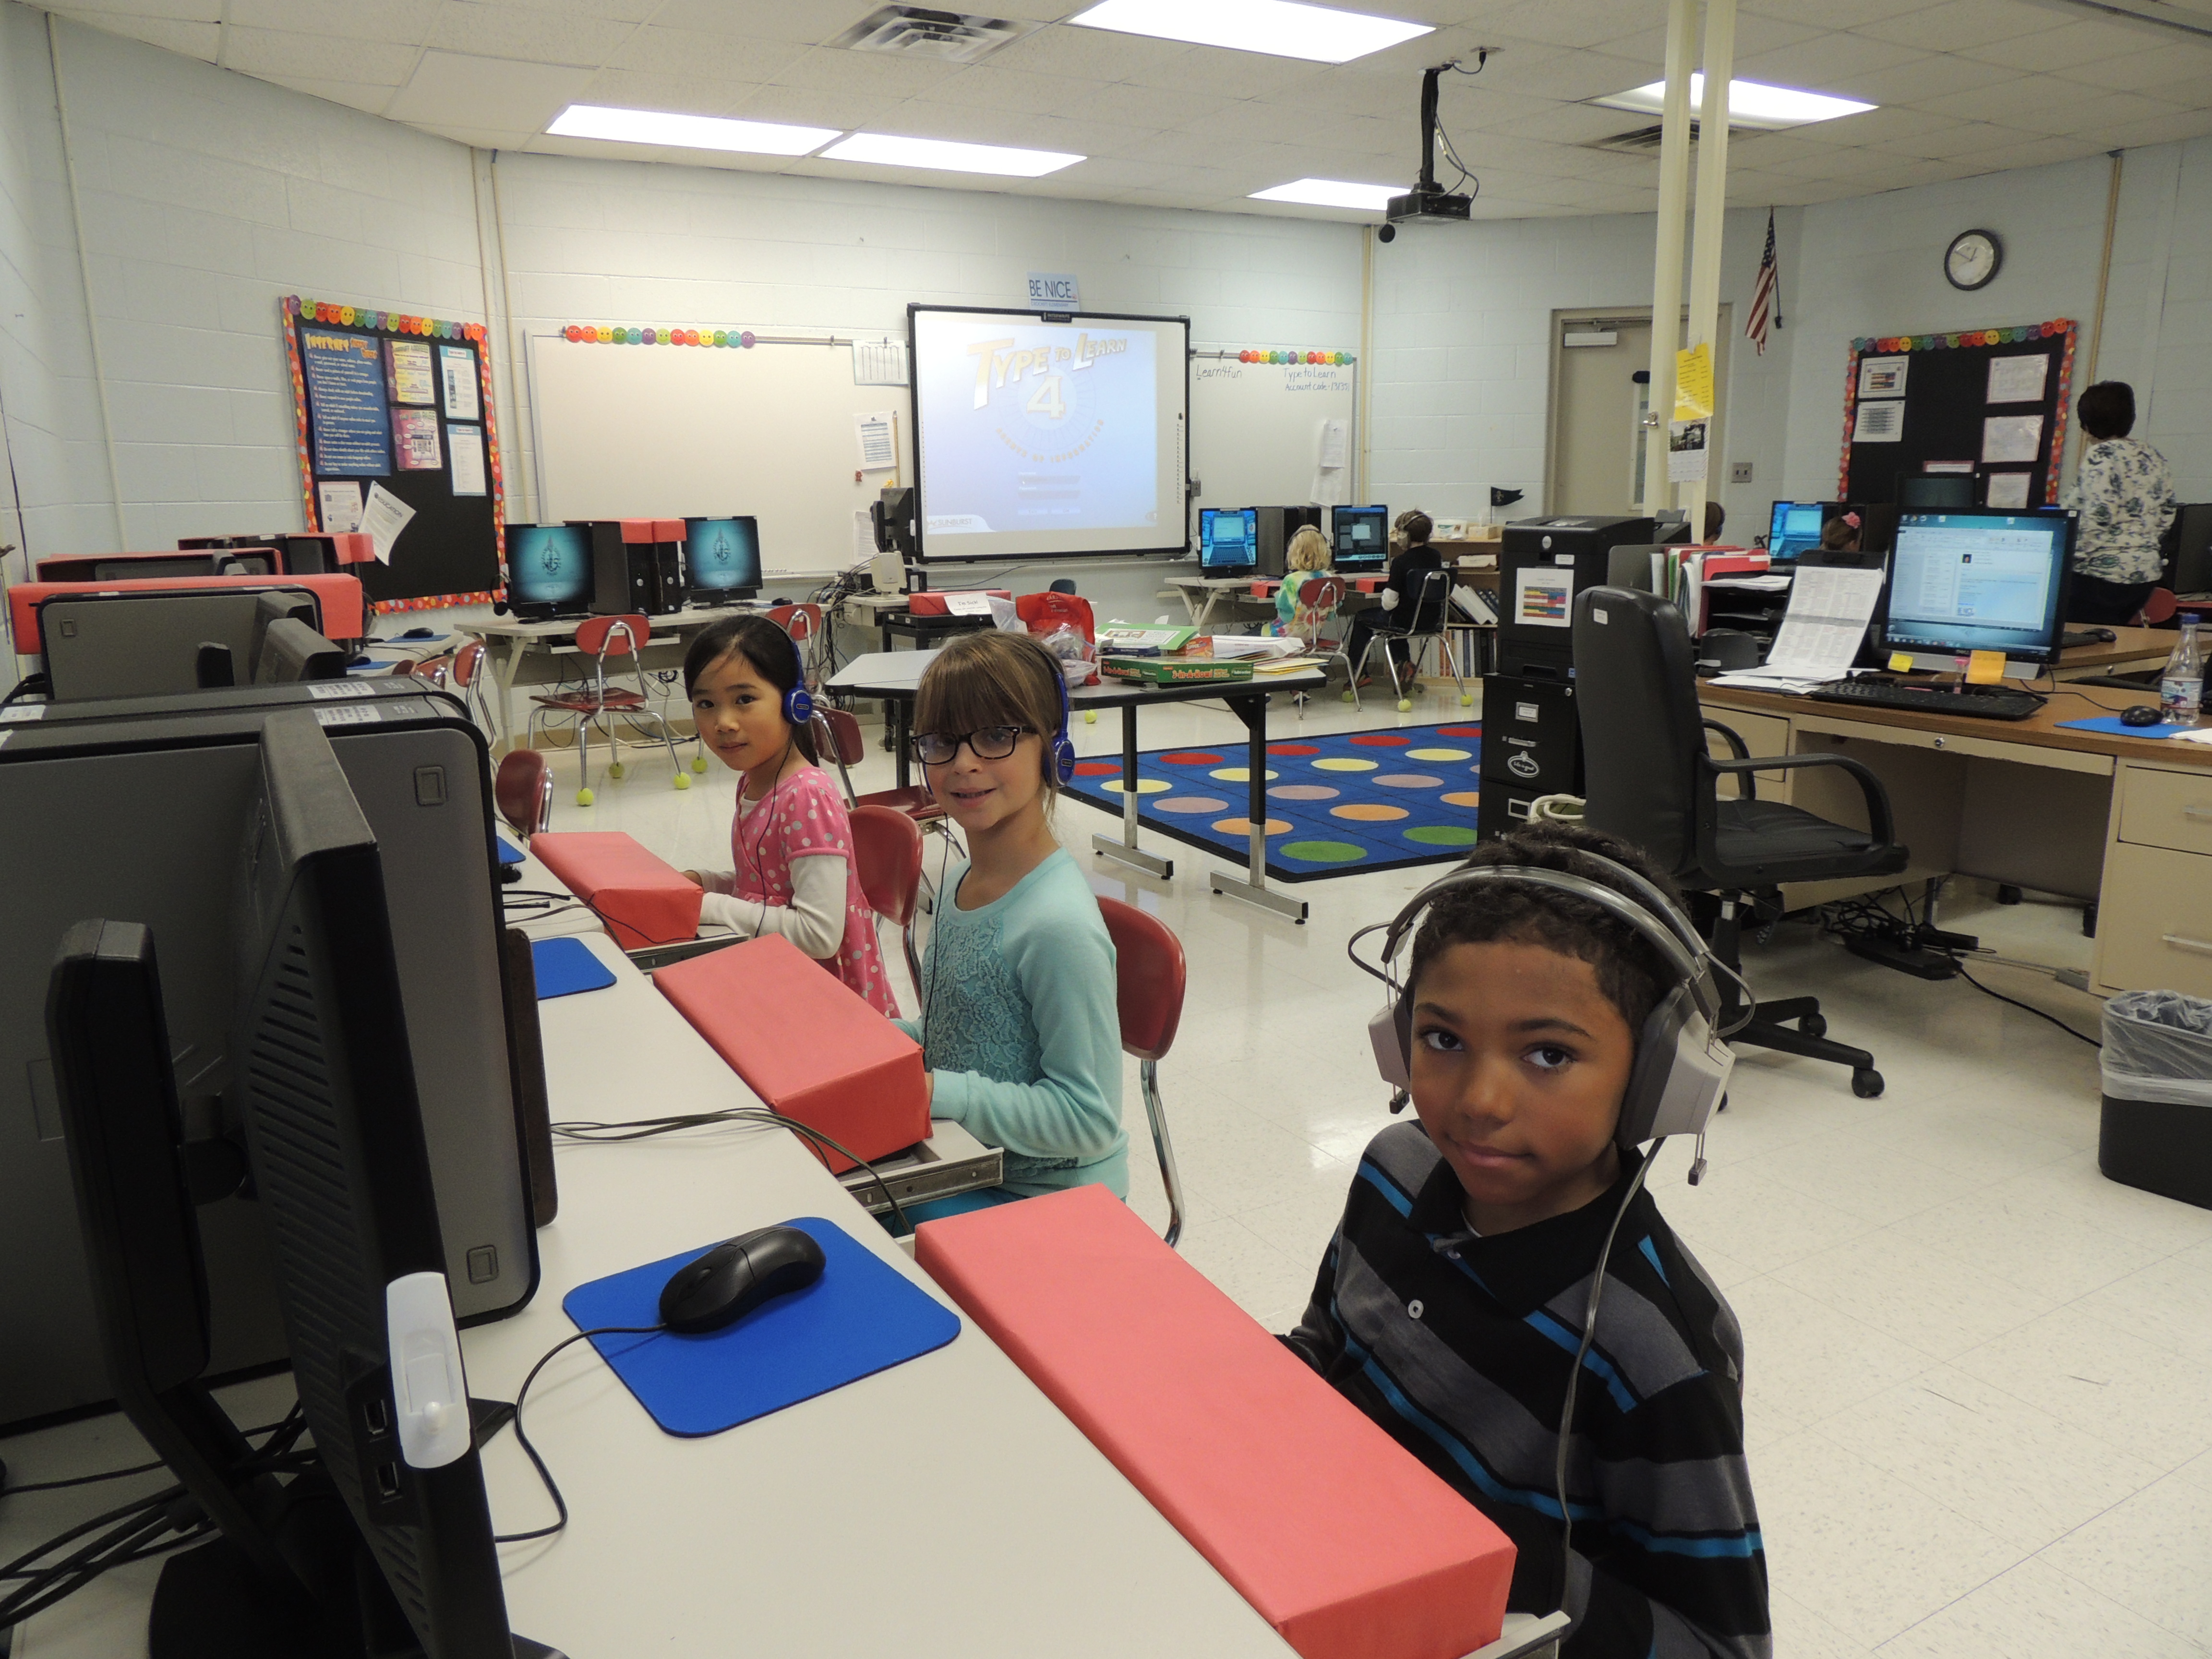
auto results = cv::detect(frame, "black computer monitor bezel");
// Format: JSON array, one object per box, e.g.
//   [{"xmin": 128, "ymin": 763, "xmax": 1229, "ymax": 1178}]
[
  {"xmin": 1766, "ymin": 500, "xmax": 1827, "ymax": 562},
  {"xmin": 505, "ymin": 523, "xmax": 594, "ymax": 615},
  {"xmin": 1331, "ymin": 505, "xmax": 1388, "ymax": 570},
  {"xmin": 1879, "ymin": 508, "xmax": 2075, "ymax": 669},
  {"xmin": 682, "ymin": 515, "xmax": 763, "ymax": 602},
  {"xmin": 1199, "ymin": 506, "xmax": 1258, "ymax": 575}
]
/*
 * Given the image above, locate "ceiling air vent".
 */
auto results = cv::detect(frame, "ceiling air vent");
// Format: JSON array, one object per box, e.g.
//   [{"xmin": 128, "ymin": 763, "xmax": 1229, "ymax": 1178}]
[{"xmin": 830, "ymin": 6, "xmax": 1036, "ymax": 63}]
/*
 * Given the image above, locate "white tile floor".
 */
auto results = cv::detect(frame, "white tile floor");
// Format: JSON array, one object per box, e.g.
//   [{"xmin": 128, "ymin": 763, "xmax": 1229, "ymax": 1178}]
[{"xmin": 7, "ymin": 670, "xmax": 2211, "ymax": 1657}]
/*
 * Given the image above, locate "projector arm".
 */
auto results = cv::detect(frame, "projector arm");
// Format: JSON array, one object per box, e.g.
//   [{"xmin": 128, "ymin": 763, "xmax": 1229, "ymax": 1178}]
[{"xmin": 1417, "ymin": 62, "xmax": 1443, "ymax": 194}]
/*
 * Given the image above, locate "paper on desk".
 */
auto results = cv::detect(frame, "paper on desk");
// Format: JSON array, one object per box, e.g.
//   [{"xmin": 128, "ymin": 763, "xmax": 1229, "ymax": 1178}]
[
  {"xmin": 1757, "ymin": 564, "xmax": 1884, "ymax": 684},
  {"xmin": 360, "ymin": 481, "xmax": 415, "ymax": 564},
  {"xmin": 1206, "ymin": 635, "xmax": 1302, "ymax": 660},
  {"xmin": 1704, "ymin": 573, "xmax": 1792, "ymax": 591},
  {"xmin": 2170, "ymin": 727, "xmax": 2212, "ymax": 746}
]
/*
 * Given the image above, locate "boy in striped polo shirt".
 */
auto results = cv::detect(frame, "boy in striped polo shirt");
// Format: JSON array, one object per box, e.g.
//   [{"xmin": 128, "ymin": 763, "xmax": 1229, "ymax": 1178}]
[{"xmin": 1285, "ymin": 825, "xmax": 1769, "ymax": 1658}]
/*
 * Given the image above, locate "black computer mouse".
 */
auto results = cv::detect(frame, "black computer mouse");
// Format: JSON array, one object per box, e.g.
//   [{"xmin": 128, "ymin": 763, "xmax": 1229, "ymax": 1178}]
[
  {"xmin": 2093, "ymin": 628, "xmax": 2117, "ymax": 642},
  {"xmin": 401, "ymin": 626, "xmax": 436, "ymax": 639},
  {"xmin": 658, "ymin": 1226, "xmax": 825, "ymax": 1334},
  {"xmin": 2121, "ymin": 704, "xmax": 2164, "ymax": 727}
]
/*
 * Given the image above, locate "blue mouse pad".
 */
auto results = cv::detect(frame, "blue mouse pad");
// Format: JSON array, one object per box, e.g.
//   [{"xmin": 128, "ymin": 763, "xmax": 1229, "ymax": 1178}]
[
  {"xmin": 496, "ymin": 835, "xmax": 526, "ymax": 864},
  {"xmin": 560, "ymin": 1218, "xmax": 960, "ymax": 1437},
  {"xmin": 530, "ymin": 935, "xmax": 617, "ymax": 999},
  {"xmin": 2057, "ymin": 715, "xmax": 2199, "ymax": 738}
]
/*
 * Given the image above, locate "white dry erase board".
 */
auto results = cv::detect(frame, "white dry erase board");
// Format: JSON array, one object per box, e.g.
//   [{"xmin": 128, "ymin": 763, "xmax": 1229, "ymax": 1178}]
[
  {"xmin": 525, "ymin": 331, "xmax": 1356, "ymax": 569},
  {"xmin": 1189, "ymin": 348, "xmax": 1360, "ymax": 517},
  {"xmin": 525, "ymin": 331, "xmax": 913, "ymax": 575}
]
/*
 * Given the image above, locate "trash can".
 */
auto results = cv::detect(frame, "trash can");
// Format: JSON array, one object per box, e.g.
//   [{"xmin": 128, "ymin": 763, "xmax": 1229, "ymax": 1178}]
[{"xmin": 2099, "ymin": 990, "xmax": 2212, "ymax": 1210}]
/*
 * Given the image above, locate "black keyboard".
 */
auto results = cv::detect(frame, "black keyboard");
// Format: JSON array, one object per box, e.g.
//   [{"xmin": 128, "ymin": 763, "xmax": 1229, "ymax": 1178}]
[{"xmin": 1806, "ymin": 679, "xmax": 2043, "ymax": 721}]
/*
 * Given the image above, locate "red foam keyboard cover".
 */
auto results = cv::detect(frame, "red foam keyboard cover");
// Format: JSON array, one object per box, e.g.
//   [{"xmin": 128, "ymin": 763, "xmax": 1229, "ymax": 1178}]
[
  {"xmin": 653, "ymin": 934, "xmax": 927, "ymax": 1174},
  {"xmin": 915, "ymin": 1184, "xmax": 1515, "ymax": 1659},
  {"xmin": 529, "ymin": 831, "xmax": 703, "ymax": 950},
  {"xmin": 9, "ymin": 573, "xmax": 368, "ymax": 653}
]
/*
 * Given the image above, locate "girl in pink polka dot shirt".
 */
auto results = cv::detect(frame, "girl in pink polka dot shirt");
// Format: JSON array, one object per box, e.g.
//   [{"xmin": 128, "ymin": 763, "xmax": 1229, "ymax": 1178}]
[{"xmin": 678, "ymin": 615, "xmax": 898, "ymax": 1018}]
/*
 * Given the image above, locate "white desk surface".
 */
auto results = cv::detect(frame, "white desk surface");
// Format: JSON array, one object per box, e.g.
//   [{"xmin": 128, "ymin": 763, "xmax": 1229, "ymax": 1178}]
[
  {"xmin": 826, "ymin": 648, "xmax": 939, "ymax": 691},
  {"xmin": 469, "ymin": 932, "xmax": 1297, "ymax": 1659}
]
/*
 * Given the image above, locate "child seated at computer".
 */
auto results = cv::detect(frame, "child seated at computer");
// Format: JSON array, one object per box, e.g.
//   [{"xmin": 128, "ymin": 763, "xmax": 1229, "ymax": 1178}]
[
  {"xmin": 1269, "ymin": 526, "xmax": 1336, "ymax": 638},
  {"xmin": 891, "ymin": 630, "xmax": 1125, "ymax": 1224},
  {"xmin": 677, "ymin": 614, "xmax": 898, "ymax": 1017},
  {"xmin": 1283, "ymin": 822, "xmax": 1769, "ymax": 1659},
  {"xmin": 1342, "ymin": 508, "xmax": 1444, "ymax": 684}
]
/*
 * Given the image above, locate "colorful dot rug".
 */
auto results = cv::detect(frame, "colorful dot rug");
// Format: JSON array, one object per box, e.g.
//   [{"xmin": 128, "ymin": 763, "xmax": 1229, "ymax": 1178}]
[{"xmin": 1062, "ymin": 722, "xmax": 1484, "ymax": 882}]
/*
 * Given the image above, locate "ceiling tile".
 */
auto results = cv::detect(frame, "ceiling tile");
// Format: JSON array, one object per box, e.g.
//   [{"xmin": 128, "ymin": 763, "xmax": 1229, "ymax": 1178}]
[
  {"xmin": 986, "ymin": 23, "xmax": 1198, "ymax": 82},
  {"xmin": 1605, "ymin": 12, "xmax": 1827, "ymax": 64},
  {"xmin": 1739, "ymin": 0, "xmax": 1924, "ymax": 26},
  {"xmin": 729, "ymin": 82, "xmax": 890, "ymax": 131},
  {"xmin": 606, "ymin": 27, "xmax": 812, "ymax": 82},
  {"xmin": 645, "ymin": 0, "xmax": 883, "ymax": 43},
  {"xmin": 572, "ymin": 67, "xmax": 755, "ymax": 115},
  {"xmin": 1955, "ymin": 16, "xmax": 2171, "ymax": 72},
  {"xmin": 1825, "ymin": 52, "xmax": 2021, "ymax": 105},
  {"xmin": 1960, "ymin": 133, "xmax": 2115, "ymax": 168},
  {"xmin": 256, "ymin": 74, "xmax": 399, "ymax": 116},
  {"xmin": 227, "ymin": 0, "xmax": 441, "ymax": 42},
  {"xmin": 2064, "ymin": 44, "xmax": 2212, "ymax": 93},
  {"xmin": 1919, "ymin": 72, "xmax": 2121, "ymax": 125},
  {"xmin": 1054, "ymin": 79, "xmax": 1236, "ymax": 128},
  {"xmin": 769, "ymin": 45, "xmax": 968, "ymax": 97},
  {"xmin": 2089, "ymin": 106, "xmax": 2212, "ymax": 148},
  {"xmin": 1099, "ymin": 125, "xmax": 1277, "ymax": 167},
  {"xmin": 67, "ymin": 12, "xmax": 219, "ymax": 58},
  {"xmin": 1730, "ymin": 31, "xmax": 1928, "ymax": 88},
  {"xmin": 2019, "ymin": 90, "xmax": 2184, "ymax": 137},
  {"xmin": 1490, "ymin": 48, "xmax": 1661, "ymax": 102},
  {"xmin": 1813, "ymin": 104, "xmax": 1970, "ymax": 145},
  {"xmin": 1855, "ymin": 0, "xmax": 2069, "ymax": 54},
  {"xmin": 1476, "ymin": 0, "xmax": 1669, "ymax": 52},
  {"xmin": 49, "ymin": 0, "xmax": 217, "ymax": 21},
  {"xmin": 1121, "ymin": 46, "xmax": 1325, "ymax": 100},
  {"xmin": 924, "ymin": 65, "xmax": 1101, "ymax": 115},
  {"xmin": 223, "ymin": 26, "xmax": 422, "ymax": 85},
  {"xmin": 1867, "ymin": 118, "xmax": 2032, "ymax": 158},
  {"xmin": 385, "ymin": 49, "xmax": 592, "ymax": 128},
  {"xmin": 1508, "ymin": 100, "xmax": 1657, "ymax": 145},
  {"xmin": 424, "ymin": 2, "xmax": 635, "ymax": 68}
]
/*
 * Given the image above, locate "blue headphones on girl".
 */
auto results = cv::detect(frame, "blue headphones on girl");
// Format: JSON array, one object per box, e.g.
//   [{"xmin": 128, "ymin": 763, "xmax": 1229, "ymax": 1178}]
[
  {"xmin": 780, "ymin": 621, "xmax": 815, "ymax": 729},
  {"xmin": 1047, "ymin": 663, "xmax": 1075, "ymax": 785}
]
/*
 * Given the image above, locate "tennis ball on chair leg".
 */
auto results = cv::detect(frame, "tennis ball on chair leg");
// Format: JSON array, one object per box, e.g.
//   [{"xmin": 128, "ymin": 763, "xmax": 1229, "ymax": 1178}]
[
  {"xmin": 577, "ymin": 787, "xmax": 594, "ymax": 806},
  {"xmin": 673, "ymin": 771, "xmax": 691, "ymax": 790},
  {"xmin": 1397, "ymin": 698, "xmax": 1413, "ymax": 713},
  {"xmin": 1084, "ymin": 710, "xmax": 1096, "ymax": 724},
  {"xmin": 608, "ymin": 760, "xmax": 626, "ymax": 779},
  {"xmin": 691, "ymin": 754, "xmax": 709, "ymax": 773}
]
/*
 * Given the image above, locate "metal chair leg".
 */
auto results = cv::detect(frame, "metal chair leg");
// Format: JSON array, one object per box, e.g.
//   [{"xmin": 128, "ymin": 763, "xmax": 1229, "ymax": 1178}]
[{"xmin": 1140, "ymin": 1059, "xmax": 1184, "ymax": 1249}]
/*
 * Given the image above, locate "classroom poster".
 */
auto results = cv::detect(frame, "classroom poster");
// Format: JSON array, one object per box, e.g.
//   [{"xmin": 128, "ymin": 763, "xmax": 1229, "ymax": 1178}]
[
  {"xmin": 385, "ymin": 338, "xmax": 435, "ymax": 404},
  {"xmin": 300, "ymin": 328, "xmax": 392, "ymax": 475},
  {"xmin": 440, "ymin": 345, "xmax": 480, "ymax": 420},
  {"xmin": 447, "ymin": 424, "xmax": 486, "ymax": 496},
  {"xmin": 392, "ymin": 408, "xmax": 443, "ymax": 470},
  {"xmin": 1515, "ymin": 566, "xmax": 1573, "ymax": 627},
  {"xmin": 318, "ymin": 479, "xmax": 363, "ymax": 531}
]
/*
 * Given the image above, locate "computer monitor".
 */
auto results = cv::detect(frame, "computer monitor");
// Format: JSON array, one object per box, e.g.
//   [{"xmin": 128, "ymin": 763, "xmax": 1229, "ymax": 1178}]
[
  {"xmin": 1199, "ymin": 507, "xmax": 1258, "ymax": 575},
  {"xmin": 1899, "ymin": 474, "xmax": 1975, "ymax": 511},
  {"xmin": 683, "ymin": 516, "xmax": 762, "ymax": 602},
  {"xmin": 2169, "ymin": 503, "xmax": 2212, "ymax": 596},
  {"xmin": 1767, "ymin": 501, "xmax": 1827, "ymax": 562},
  {"xmin": 1332, "ymin": 506, "xmax": 1388, "ymax": 571},
  {"xmin": 252, "ymin": 614, "xmax": 348, "ymax": 685},
  {"xmin": 1882, "ymin": 509, "xmax": 2075, "ymax": 673},
  {"xmin": 505, "ymin": 524, "xmax": 592, "ymax": 619},
  {"xmin": 45, "ymin": 714, "xmax": 554, "ymax": 1655}
]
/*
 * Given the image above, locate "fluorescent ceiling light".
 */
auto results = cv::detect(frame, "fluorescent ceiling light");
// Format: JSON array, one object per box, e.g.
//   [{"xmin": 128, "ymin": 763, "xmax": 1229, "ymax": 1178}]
[
  {"xmin": 1069, "ymin": 0, "xmax": 1430, "ymax": 64},
  {"xmin": 548, "ymin": 104, "xmax": 840, "ymax": 156},
  {"xmin": 1594, "ymin": 75, "xmax": 1875, "ymax": 129},
  {"xmin": 1250, "ymin": 178, "xmax": 1398, "ymax": 210},
  {"xmin": 820, "ymin": 133, "xmax": 1083, "ymax": 176}
]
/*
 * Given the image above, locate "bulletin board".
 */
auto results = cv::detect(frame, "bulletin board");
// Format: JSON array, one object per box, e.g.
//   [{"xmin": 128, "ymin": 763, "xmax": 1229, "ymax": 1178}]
[
  {"xmin": 281, "ymin": 296, "xmax": 507, "ymax": 613},
  {"xmin": 1837, "ymin": 319, "xmax": 2076, "ymax": 511}
]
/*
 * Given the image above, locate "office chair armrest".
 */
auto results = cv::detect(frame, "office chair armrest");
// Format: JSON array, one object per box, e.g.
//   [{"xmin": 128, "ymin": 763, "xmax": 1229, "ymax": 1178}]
[
  {"xmin": 1701, "ymin": 751, "xmax": 1899, "ymax": 846},
  {"xmin": 1701, "ymin": 719, "xmax": 1755, "ymax": 802}
]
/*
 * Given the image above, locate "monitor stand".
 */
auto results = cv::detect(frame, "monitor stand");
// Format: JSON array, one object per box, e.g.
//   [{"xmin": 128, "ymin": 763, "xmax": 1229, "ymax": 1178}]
[{"xmin": 1893, "ymin": 650, "xmax": 2046, "ymax": 679}]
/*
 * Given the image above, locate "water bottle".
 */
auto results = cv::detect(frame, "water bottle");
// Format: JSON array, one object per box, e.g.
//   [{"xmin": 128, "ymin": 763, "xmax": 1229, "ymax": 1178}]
[{"xmin": 2161, "ymin": 620, "xmax": 2204, "ymax": 723}]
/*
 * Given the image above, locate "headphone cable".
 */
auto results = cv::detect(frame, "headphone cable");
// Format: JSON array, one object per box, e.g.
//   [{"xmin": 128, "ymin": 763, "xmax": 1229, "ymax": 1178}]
[{"xmin": 1555, "ymin": 1147, "xmax": 1656, "ymax": 1566}]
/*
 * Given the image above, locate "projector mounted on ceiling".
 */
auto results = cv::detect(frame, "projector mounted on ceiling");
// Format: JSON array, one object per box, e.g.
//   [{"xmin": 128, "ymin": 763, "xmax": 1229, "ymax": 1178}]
[{"xmin": 1382, "ymin": 57, "xmax": 1484, "ymax": 241}]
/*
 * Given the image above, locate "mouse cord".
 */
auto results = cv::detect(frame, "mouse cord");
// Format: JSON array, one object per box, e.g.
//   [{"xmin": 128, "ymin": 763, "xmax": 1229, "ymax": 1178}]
[
  {"xmin": 493, "ymin": 1324, "xmax": 663, "ymax": 1545},
  {"xmin": 551, "ymin": 1106, "xmax": 912, "ymax": 1235},
  {"xmin": 1555, "ymin": 1149, "xmax": 1656, "ymax": 1566}
]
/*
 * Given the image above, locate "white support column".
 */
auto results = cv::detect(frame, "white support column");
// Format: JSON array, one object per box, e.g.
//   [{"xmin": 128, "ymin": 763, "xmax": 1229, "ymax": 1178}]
[
  {"xmin": 1682, "ymin": 0, "xmax": 1737, "ymax": 535},
  {"xmin": 1642, "ymin": 0, "xmax": 1699, "ymax": 516}
]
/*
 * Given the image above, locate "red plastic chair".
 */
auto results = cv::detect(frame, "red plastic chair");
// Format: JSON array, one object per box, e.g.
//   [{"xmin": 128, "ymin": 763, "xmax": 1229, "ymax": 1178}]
[
  {"xmin": 2135, "ymin": 587, "xmax": 2180, "ymax": 626},
  {"xmin": 849, "ymin": 804, "xmax": 926, "ymax": 1011},
  {"xmin": 524, "ymin": 613, "xmax": 689, "ymax": 805},
  {"xmin": 494, "ymin": 747, "xmax": 553, "ymax": 839},
  {"xmin": 1097, "ymin": 896, "xmax": 1188, "ymax": 1249},
  {"xmin": 817, "ymin": 706, "xmax": 949, "ymax": 829},
  {"xmin": 445, "ymin": 639, "xmax": 496, "ymax": 735}
]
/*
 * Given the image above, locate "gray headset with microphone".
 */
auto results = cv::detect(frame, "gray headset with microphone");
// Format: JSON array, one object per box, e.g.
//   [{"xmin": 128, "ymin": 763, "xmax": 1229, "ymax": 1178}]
[{"xmin": 1349, "ymin": 851, "xmax": 1746, "ymax": 1182}]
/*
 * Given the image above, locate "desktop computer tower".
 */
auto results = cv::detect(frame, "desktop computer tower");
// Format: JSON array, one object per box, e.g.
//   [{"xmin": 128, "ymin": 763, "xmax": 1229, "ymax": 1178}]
[
  {"xmin": 590, "ymin": 518, "xmax": 686, "ymax": 616},
  {"xmin": 1498, "ymin": 515, "xmax": 1656, "ymax": 677},
  {"xmin": 0, "ymin": 682, "xmax": 539, "ymax": 1427},
  {"xmin": 1253, "ymin": 506, "xmax": 1324, "ymax": 578}
]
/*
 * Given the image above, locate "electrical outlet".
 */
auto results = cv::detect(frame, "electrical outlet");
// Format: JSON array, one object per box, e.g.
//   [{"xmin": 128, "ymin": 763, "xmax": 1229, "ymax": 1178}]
[{"xmin": 1730, "ymin": 461, "xmax": 1754, "ymax": 484}]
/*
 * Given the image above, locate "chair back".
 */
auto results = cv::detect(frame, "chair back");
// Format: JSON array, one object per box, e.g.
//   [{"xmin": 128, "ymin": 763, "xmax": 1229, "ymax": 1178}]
[
  {"xmin": 449, "ymin": 640, "xmax": 486, "ymax": 687},
  {"xmin": 576, "ymin": 613, "xmax": 648, "ymax": 660},
  {"xmin": 494, "ymin": 747, "xmax": 553, "ymax": 836},
  {"xmin": 1292, "ymin": 575, "xmax": 1346, "ymax": 637},
  {"xmin": 1571, "ymin": 586, "xmax": 1707, "ymax": 878},
  {"xmin": 817, "ymin": 707, "xmax": 869, "ymax": 768},
  {"xmin": 1097, "ymin": 896, "xmax": 1184, "ymax": 1063},
  {"xmin": 849, "ymin": 804, "xmax": 924, "ymax": 927},
  {"xmin": 415, "ymin": 654, "xmax": 453, "ymax": 688},
  {"xmin": 388, "ymin": 657, "xmax": 420, "ymax": 676},
  {"xmin": 2137, "ymin": 587, "xmax": 2179, "ymax": 626},
  {"xmin": 1408, "ymin": 566, "xmax": 1453, "ymax": 634},
  {"xmin": 764, "ymin": 603, "xmax": 823, "ymax": 647}
]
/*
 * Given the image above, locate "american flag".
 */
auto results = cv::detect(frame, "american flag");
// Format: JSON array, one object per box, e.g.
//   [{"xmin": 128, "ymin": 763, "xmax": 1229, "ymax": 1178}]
[{"xmin": 1746, "ymin": 208, "xmax": 1780, "ymax": 355}]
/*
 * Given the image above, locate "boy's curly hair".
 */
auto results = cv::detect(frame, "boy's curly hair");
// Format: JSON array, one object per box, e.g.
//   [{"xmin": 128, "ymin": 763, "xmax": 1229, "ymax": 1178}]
[{"xmin": 1407, "ymin": 823, "xmax": 1689, "ymax": 1038}]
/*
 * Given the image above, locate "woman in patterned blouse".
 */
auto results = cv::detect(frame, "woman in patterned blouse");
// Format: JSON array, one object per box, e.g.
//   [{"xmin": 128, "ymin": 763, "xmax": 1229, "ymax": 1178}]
[{"xmin": 2062, "ymin": 381, "xmax": 2178, "ymax": 625}]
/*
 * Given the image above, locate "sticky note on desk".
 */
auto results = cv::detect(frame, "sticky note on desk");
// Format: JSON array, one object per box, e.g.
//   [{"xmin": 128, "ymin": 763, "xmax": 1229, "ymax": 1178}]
[{"xmin": 1966, "ymin": 649, "xmax": 2006, "ymax": 685}]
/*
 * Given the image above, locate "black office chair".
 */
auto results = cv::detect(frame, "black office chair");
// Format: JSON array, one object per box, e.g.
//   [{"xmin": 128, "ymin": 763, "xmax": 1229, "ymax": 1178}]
[
  {"xmin": 1352, "ymin": 567, "xmax": 1467, "ymax": 711},
  {"xmin": 1572, "ymin": 586, "xmax": 1909, "ymax": 1097}
]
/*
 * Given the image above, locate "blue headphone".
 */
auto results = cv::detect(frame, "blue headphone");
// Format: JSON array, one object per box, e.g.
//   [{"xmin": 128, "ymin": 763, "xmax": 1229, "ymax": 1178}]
[
  {"xmin": 1047, "ymin": 662, "xmax": 1075, "ymax": 785},
  {"xmin": 781, "ymin": 621, "xmax": 815, "ymax": 729}
]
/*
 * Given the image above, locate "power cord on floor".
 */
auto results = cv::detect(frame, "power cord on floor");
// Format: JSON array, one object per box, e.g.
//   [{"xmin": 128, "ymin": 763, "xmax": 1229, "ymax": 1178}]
[{"xmin": 1955, "ymin": 962, "xmax": 2102, "ymax": 1047}]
